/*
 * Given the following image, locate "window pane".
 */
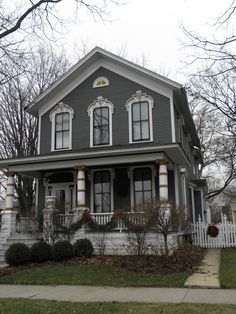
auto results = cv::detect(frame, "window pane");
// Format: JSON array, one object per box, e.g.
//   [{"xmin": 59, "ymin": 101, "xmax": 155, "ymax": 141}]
[
  {"xmin": 103, "ymin": 182, "xmax": 110, "ymax": 193},
  {"xmin": 143, "ymin": 191, "xmax": 152, "ymax": 202},
  {"xmin": 133, "ymin": 122, "xmax": 141, "ymax": 140},
  {"xmin": 143, "ymin": 179, "xmax": 151, "ymax": 190},
  {"xmin": 101, "ymin": 125, "xmax": 109, "ymax": 144},
  {"xmin": 55, "ymin": 131, "xmax": 62, "ymax": 149},
  {"xmin": 103, "ymin": 194, "xmax": 111, "ymax": 212},
  {"xmin": 142, "ymin": 168, "xmax": 151, "ymax": 180},
  {"xmin": 134, "ymin": 180, "xmax": 142, "ymax": 191},
  {"xmin": 94, "ymin": 194, "xmax": 102, "ymax": 213},
  {"xmin": 140, "ymin": 102, "xmax": 149, "ymax": 120},
  {"xmin": 94, "ymin": 108, "xmax": 101, "ymax": 126},
  {"xmin": 93, "ymin": 128, "xmax": 100, "ymax": 145},
  {"xmin": 63, "ymin": 131, "xmax": 69, "ymax": 148},
  {"xmin": 135, "ymin": 192, "xmax": 143, "ymax": 205},
  {"xmin": 101, "ymin": 107, "xmax": 109, "ymax": 124},
  {"xmin": 55, "ymin": 114, "xmax": 63, "ymax": 131},
  {"xmin": 63, "ymin": 113, "xmax": 70, "ymax": 130},
  {"xmin": 132, "ymin": 103, "xmax": 140, "ymax": 121},
  {"xmin": 141, "ymin": 121, "xmax": 149, "ymax": 140}
]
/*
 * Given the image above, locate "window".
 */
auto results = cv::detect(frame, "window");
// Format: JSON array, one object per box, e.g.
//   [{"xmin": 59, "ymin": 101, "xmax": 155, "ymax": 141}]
[
  {"xmin": 88, "ymin": 96, "xmax": 114, "ymax": 147},
  {"xmin": 94, "ymin": 171, "xmax": 111, "ymax": 213},
  {"xmin": 55, "ymin": 113, "xmax": 69, "ymax": 149},
  {"xmin": 93, "ymin": 107, "xmax": 109, "ymax": 145},
  {"xmin": 133, "ymin": 168, "xmax": 152, "ymax": 206},
  {"xmin": 132, "ymin": 101, "xmax": 150, "ymax": 141},
  {"xmin": 93, "ymin": 76, "xmax": 109, "ymax": 88},
  {"xmin": 49, "ymin": 102, "xmax": 74, "ymax": 151},
  {"xmin": 126, "ymin": 90, "xmax": 154, "ymax": 143}
]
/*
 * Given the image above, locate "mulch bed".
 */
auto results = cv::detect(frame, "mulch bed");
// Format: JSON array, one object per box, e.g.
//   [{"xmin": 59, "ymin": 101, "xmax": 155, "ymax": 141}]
[{"xmin": 0, "ymin": 244, "xmax": 203, "ymax": 278}]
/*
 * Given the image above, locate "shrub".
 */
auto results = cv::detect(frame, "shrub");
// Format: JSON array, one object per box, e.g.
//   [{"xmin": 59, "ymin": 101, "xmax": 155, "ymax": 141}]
[
  {"xmin": 73, "ymin": 238, "xmax": 94, "ymax": 258},
  {"xmin": 53, "ymin": 240, "xmax": 73, "ymax": 261},
  {"xmin": 30, "ymin": 241, "xmax": 52, "ymax": 263},
  {"xmin": 5, "ymin": 243, "xmax": 31, "ymax": 266}
]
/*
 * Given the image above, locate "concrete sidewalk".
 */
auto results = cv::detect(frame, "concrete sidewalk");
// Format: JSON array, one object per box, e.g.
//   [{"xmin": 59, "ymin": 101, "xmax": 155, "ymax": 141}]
[
  {"xmin": 0, "ymin": 284, "xmax": 236, "ymax": 304},
  {"xmin": 184, "ymin": 249, "xmax": 221, "ymax": 289}
]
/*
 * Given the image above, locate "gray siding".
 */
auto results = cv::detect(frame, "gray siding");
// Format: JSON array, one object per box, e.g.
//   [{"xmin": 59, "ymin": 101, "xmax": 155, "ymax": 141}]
[{"xmin": 40, "ymin": 67, "xmax": 172, "ymax": 154}]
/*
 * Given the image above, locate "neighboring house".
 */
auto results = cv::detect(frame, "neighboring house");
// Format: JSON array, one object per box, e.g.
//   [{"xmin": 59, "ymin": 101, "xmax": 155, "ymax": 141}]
[{"xmin": 0, "ymin": 47, "xmax": 206, "ymax": 231}]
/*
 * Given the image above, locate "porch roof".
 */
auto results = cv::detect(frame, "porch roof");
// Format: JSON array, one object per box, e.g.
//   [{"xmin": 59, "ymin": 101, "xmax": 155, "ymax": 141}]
[{"xmin": 0, "ymin": 143, "xmax": 189, "ymax": 177}]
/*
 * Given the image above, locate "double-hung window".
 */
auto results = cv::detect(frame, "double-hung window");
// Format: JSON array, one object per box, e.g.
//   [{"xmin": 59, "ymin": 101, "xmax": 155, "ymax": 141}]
[
  {"xmin": 93, "ymin": 107, "xmax": 109, "ymax": 145},
  {"xmin": 55, "ymin": 112, "xmax": 70, "ymax": 149},
  {"xmin": 88, "ymin": 96, "xmax": 114, "ymax": 147},
  {"xmin": 126, "ymin": 90, "xmax": 154, "ymax": 143},
  {"xmin": 132, "ymin": 101, "xmax": 150, "ymax": 141},
  {"xmin": 133, "ymin": 167, "xmax": 152, "ymax": 206},
  {"xmin": 49, "ymin": 102, "xmax": 74, "ymax": 151},
  {"xmin": 93, "ymin": 170, "xmax": 111, "ymax": 213}
]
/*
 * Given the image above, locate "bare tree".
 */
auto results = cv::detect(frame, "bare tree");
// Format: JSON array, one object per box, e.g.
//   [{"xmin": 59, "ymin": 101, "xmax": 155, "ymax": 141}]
[
  {"xmin": 0, "ymin": 46, "xmax": 69, "ymax": 214},
  {"xmin": 0, "ymin": 0, "xmax": 121, "ymax": 84},
  {"xmin": 182, "ymin": 1, "xmax": 236, "ymax": 199}
]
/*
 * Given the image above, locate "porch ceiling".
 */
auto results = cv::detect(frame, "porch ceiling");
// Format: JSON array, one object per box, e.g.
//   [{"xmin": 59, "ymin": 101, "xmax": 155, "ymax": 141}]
[{"xmin": 0, "ymin": 144, "xmax": 189, "ymax": 175}]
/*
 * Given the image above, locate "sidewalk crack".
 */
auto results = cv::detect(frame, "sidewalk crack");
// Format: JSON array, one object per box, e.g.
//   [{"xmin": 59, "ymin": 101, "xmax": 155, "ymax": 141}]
[
  {"xmin": 27, "ymin": 292, "xmax": 40, "ymax": 299},
  {"xmin": 181, "ymin": 288, "xmax": 189, "ymax": 303}
]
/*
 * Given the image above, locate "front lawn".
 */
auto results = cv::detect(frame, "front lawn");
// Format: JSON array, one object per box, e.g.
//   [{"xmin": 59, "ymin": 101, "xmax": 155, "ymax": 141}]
[
  {"xmin": 1, "ymin": 299, "xmax": 236, "ymax": 314},
  {"xmin": 0, "ymin": 264, "xmax": 189, "ymax": 287},
  {"xmin": 220, "ymin": 248, "xmax": 236, "ymax": 288}
]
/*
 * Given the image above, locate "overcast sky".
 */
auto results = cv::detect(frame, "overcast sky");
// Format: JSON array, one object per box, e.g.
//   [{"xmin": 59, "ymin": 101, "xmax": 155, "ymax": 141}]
[{"xmin": 55, "ymin": 0, "xmax": 232, "ymax": 83}]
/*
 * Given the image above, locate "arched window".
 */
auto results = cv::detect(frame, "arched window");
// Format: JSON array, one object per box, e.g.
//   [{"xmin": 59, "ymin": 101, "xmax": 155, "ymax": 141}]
[
  {"xmin": 49, "ymin": 102, "xmax": 74, "ymax": 151},
  {"xmin": 93, "ymin": 76, "xmax": 109, "ymax": 88},
  {"xmin": 88, "ymin": 96, "xmax": 114, "ymax": 147},
  {"xmin": 126, "ymin": 91, "xmax": 154, "ymax": 143}
]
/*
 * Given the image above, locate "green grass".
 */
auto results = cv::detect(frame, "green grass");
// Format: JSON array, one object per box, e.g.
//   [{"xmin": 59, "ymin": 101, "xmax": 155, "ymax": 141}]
[
  {"xmin": 0, "ymin": 264, "xmax": 189, "ymax": 287},
  {"xmin": 220, "ymin": 248, "xmax": 236, "ymax": 288},
  {"xmin": 0, "ymin": 299, "xmax": 236, "ymax": 314}
]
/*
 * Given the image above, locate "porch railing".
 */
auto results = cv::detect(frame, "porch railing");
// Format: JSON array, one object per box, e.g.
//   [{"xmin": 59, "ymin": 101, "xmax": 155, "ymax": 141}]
[{"xmin": 58, "ymin": 212, "xmax": 148, "ymax": 232}]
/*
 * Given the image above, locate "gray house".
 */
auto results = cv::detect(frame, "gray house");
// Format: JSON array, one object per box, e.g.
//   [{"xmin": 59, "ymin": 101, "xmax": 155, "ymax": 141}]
[{"xmin": 0, "ymin": 47, "xmax": 205, "ymax": 229}]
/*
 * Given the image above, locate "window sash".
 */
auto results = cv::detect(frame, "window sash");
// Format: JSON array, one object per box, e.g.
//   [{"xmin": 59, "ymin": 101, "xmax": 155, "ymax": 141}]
[
  {"xmin": 94, "ymin": 171, "xmax": 111, "ymax": 213},
  {"xmin": 93, "ymin": 107, "xmax": 109, "ymax": 145},
  {"xmin": 132, "ymin": 102, "xmax": 150, "ymax": 142}
]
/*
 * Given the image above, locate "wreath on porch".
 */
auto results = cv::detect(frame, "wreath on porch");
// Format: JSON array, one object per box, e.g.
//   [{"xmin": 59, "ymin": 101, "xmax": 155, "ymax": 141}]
[{"xmin": 207, "ymin": 224, "xmax": 219, "ymax": 237}]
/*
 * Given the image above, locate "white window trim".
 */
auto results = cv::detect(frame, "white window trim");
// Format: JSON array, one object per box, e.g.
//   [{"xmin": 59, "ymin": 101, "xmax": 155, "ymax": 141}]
[
  {"xmin": 89, "ymin": 168, "xmax": 114, "ymax": 213},
  {"xmin": 49, "ymin": 102, "xmax": 74, "ymax": 152},
  {"xmin": 93, "ymin": 76, "xmax": 109, "ymax": 88},
  {"xmin": 88, "ymin": 96, "xmax": 114, "ymax": 147},
  {"xmin": 126, "ymin": 90, "xmax": 154, "ymax": 144},
  {"xmin": 129, "ymin": 165, "xmax": 156, "ymax": 211}
]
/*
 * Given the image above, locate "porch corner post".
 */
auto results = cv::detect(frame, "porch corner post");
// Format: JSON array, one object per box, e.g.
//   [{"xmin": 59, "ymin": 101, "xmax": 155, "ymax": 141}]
[
  {"xmin": 156, "ymin": 160, "xmax": 169, "ymax": 202},
  {"xmin": 75, "ymin": 165, "xmax": 87, "ymax": 208},
  {"xmin": 1, "ymin": 171, "xmax": 17, "ymax": 240},
  {"xmin": 43, "ymin": 196, "xmax": 57, "ymax": 244}
]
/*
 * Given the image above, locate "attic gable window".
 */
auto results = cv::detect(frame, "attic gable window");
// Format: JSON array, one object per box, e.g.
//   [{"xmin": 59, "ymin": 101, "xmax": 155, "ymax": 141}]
[
  {"xmin": 49, "ymin": 102, "xmax": 74, "ymax": 151},
  {"xmin": 126, "ymin": 91, "xmax": 154, "ymax": 143},
  {"xmin": 88, "ymin": 96, "xmax": 114, "ymax": 147},
  {"xmin": 93, "ymin": 77, "xmax": 109, "ymax": 88}
]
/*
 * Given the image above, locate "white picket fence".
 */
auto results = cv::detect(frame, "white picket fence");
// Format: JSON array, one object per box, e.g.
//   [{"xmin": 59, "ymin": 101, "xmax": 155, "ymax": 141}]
[{"xmin": 192, "ymin": 215, "xmax": 236, "ymax": 248}]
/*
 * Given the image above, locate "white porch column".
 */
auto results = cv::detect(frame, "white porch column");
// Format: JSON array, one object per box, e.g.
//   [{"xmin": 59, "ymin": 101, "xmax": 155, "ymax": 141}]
[
  {"xmin": 5, "ymin": 171, "xmax": 15, "ymax": 210},
  {"xmin": 75, "ymin": 165, "xmax": 87, "ymax": 207},
  {"xmin": 156, "ymin": 160, "xmax": 169, "ymax": 202},
  {"xmin": 1, "ymin": 171, "xmax": 17, "ymax": 240}
]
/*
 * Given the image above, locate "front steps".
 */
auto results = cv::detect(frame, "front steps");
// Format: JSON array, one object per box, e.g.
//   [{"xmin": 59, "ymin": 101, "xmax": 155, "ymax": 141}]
[{"xmin": 0, "ymin": 233, "xmax": 37, "ymax": 264}]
